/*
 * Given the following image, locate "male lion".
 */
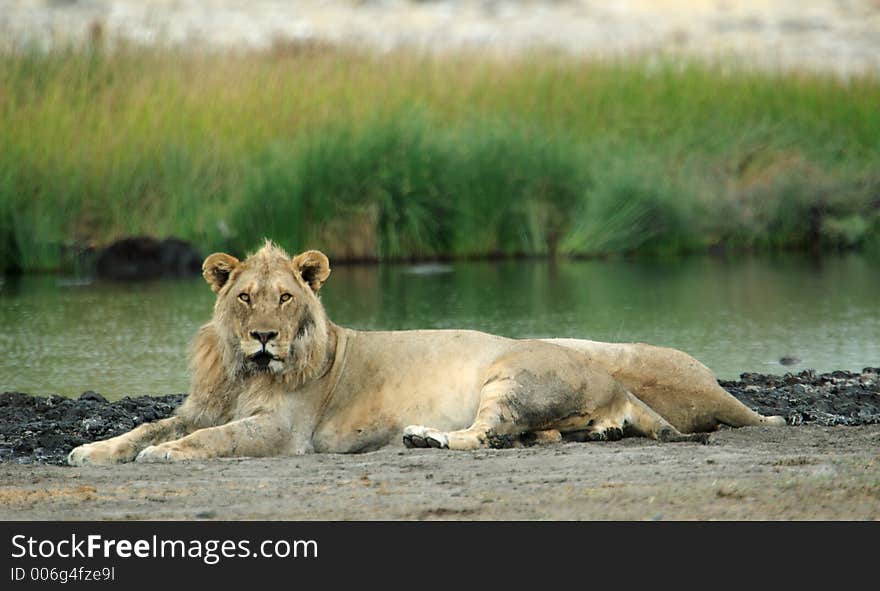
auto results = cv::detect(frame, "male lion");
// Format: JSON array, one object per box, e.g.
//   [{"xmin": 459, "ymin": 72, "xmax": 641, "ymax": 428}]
[{"xmin": 68, "ymin": 241, "xmax": 784, "ymax": 465}]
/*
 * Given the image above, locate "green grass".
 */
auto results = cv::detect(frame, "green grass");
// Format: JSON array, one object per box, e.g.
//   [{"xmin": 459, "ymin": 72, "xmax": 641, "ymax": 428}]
[{"xmin": 1, "ymin": 45, "xmax": 879, "ymax": 271}]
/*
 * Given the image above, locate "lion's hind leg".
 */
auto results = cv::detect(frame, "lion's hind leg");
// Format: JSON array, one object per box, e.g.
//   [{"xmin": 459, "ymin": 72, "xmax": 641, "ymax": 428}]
[
  {"xmin": 619, "ymin": 392, "xmax": 710, "ymax": 444},
  {"xmin": 557, "ymin": 387, "xmax": 709, "ymax": 444},
  {"xmin": 402, "ymin": 346, "xmax": 711, "ymax": 452}
]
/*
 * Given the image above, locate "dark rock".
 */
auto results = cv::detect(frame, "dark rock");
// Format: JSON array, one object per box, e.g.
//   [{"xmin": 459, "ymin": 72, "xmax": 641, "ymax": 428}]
[
  {"xmin": 95, "ymin": 236, "xmax": 202, "ymax": 280},
  {"xmin": 779, "ymin": 356, "xmax": 801, "ymax": 366},
  {"xmin": 46, "ymin": 394, "xmax": 67, "ymax": 406},
  {"xmin": 0, "ymin": 391, "xmax": 184, "ymax": 465},
  {"xmin": 81, "ymin": 417, "xmax": 106, "ymax": 432},
  {"xmin": 79, "ymin": 390, "xmax": 108, "ymax": 403},
  {"xmin": 720, "ymin": 368, "xmax": 880, "ymax": 427}
]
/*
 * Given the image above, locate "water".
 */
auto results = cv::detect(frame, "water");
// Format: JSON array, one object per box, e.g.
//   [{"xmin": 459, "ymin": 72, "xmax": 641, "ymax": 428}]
[{"xmin": 1, "ymin": 254, "xmax": 878, "ymax": 400}]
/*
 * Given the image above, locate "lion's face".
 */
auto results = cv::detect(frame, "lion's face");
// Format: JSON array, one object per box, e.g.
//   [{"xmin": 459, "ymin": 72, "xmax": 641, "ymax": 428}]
[{"xmin": 201, "ymin": 243, "xmax": 331, "ymax": 379}]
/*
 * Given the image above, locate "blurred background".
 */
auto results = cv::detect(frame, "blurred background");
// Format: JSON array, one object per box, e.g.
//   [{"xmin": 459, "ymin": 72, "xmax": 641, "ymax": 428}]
[{"xmin": 1, "ymin": 0, "xmax": 879, "ymax": 398}]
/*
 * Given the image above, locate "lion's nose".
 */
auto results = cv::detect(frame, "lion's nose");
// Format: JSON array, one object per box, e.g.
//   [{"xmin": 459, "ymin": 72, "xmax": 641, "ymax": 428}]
[{"xmin": 250, "ymin": 330, "xmax": 278, "ymax": 345}]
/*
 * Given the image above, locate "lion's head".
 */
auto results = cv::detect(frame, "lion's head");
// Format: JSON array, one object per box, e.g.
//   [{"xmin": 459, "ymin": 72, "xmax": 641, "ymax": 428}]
[{"xmin": 201, "ymin": 241, "xmax": 332, "ymax": 385}]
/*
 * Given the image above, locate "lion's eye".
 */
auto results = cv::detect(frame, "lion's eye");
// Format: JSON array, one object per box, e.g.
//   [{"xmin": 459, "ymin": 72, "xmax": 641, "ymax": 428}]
[
  {"xmin": 238, "ymin": 293, "xmax": 250, "ymax": 303},
  {"xmin": 279, "ymin": 293, "xmax": 292, "ymax": 304}
]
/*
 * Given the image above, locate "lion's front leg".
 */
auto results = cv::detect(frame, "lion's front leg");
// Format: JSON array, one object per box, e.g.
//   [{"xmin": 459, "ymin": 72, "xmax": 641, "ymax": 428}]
[
  {"xmin": 134, "ymin": 414, "xmax": 290, "ymax": 463},
  {"xmin": 67, "ymin": 416, "xmax": 190, "ymax": 466}
]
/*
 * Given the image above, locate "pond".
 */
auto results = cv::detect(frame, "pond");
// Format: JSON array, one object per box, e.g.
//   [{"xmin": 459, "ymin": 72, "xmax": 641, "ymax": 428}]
[{"xmin": 1, "ymin": 254, "xmax": 878, "ymax": 400}]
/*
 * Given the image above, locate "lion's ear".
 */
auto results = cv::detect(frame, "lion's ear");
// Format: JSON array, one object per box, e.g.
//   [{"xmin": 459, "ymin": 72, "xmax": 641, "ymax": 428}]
[
  {"xmin": 202, "ymin": 253, "xmax": 240, "ymax": 294},
  {"xmin": 292, "ymin": 250, "xmax": 331, "ymax": 293}
]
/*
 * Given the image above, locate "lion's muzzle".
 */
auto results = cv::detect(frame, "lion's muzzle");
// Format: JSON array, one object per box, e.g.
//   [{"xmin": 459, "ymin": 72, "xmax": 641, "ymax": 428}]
[
  {"xmin": 248, "ymin": 350, "xmax": 276, "ymax": 369},
  {"xmin": 246, "ymin": 331, "xmax": 281, "ymax": 369}
]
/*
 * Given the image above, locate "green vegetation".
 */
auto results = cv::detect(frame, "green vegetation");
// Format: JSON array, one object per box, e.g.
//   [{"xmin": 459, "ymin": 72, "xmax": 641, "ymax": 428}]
[{"xmin": 2, "ymin": 45, "xmax": 879, "ymax": 272}]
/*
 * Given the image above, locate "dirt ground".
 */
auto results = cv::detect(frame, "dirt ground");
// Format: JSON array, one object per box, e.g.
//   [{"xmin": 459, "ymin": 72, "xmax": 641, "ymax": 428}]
[{"xmin": 1, "ymin": 424, "xmax": 878, "ymax": 520}]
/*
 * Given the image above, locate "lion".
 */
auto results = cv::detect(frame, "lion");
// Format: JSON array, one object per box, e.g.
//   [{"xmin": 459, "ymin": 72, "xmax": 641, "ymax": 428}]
[{"xmin": 67, "ymin": 241, "xmax": 785, "ymax": 465}]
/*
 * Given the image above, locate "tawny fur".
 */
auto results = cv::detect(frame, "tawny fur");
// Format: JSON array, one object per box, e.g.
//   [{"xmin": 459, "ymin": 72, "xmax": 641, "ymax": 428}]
[{"xmin": 67, "ymin": 241, "xmax": 784, "ymax": 465}]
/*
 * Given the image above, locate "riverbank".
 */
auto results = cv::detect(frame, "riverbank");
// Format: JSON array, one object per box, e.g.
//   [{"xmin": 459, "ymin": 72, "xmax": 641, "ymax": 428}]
[
  {"xmin": 2, "ymin": 368, "xmax": 877, "ymax": 466},
  {"xmin": 2, "ymin": 369, "xmax": 878, "ymax": 520},
  {"xmin": 3, "ymin": 48, "xmax": 880, "ymax": 273}
]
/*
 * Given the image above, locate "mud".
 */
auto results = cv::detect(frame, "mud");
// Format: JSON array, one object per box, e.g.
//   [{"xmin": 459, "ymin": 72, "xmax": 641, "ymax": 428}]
[
  {"xmin": 721, "ymin": 368, "xmax": 880, "ymax": 427},
  {"xmin": 0, "ymin": 392, "xmax": 183, "ymax": 465},
  {"xmin": 1, "ymin": 369, "xmax": 878, "ymax": 520}
]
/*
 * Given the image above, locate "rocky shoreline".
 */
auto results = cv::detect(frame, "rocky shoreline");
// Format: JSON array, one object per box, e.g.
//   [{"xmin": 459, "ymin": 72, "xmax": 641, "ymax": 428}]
[
  {"xmin": 719, "ymin": 368, "xmax": 880, "ymax": 427},
  {"xmin": 2, "ymin": 368, "xmax": 878, "ymax": 466},
  {"xmin": 0, "ymin": 392, "xmax": 184, "ymax": 465}
]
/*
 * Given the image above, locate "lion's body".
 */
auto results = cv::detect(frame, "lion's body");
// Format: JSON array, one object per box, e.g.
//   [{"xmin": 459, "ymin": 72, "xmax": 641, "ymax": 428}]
[
  {"xmin": 67, "ymin": 242, "xmax": 784, "ymax": 466},
  {"xmin": 542, "ymin": 338, "xmax": 774, "ymax": 434}
]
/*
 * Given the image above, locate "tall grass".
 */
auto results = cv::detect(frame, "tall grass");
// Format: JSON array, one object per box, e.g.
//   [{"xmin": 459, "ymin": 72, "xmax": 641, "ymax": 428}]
[
  {"xmin": 231, "ymin": 116, "xmax": 585, "ymax": 259},
  {"xmin": 1, "ymin": 45, "xmax": 878, "ymax": 271}
]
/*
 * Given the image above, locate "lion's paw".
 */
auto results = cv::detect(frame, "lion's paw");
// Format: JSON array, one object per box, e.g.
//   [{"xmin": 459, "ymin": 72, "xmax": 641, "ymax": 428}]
[
  {"xmin": 67, "ymin": 444, "xmax": 98, "ymax": 467},
  {"xmin": 67, "ymin": 443, "xmax": 130, "ymax": 466},
  {"xmin": 589, "ymin": 427, "xmax": 624, "ymax": 442},
  {"xmin": 135, "ymin": 445, "xmax": 188, "ymax": 463},
  {"xmin": 403, "ymin": 425, "xmax": 449, "ymax": 449}
]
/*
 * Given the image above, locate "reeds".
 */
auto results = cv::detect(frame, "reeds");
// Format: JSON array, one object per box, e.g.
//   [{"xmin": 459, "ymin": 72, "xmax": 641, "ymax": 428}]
[{"xmin": 2, "ymin": 46, "xmax": 878, "ymax": 271}]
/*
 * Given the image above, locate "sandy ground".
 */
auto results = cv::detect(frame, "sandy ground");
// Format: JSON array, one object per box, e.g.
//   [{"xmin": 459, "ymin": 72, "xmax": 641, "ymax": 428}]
[
  {"xmin": 2, "ymin": 369, "xmax": 877, "ymax": 520},
  {"xmin": 1, "ymin": 424, "xmax": 878, "ymax": 520},
  {"xmin": 3, "ymin": 0, "xmax": 880, "ymax": 74}
]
